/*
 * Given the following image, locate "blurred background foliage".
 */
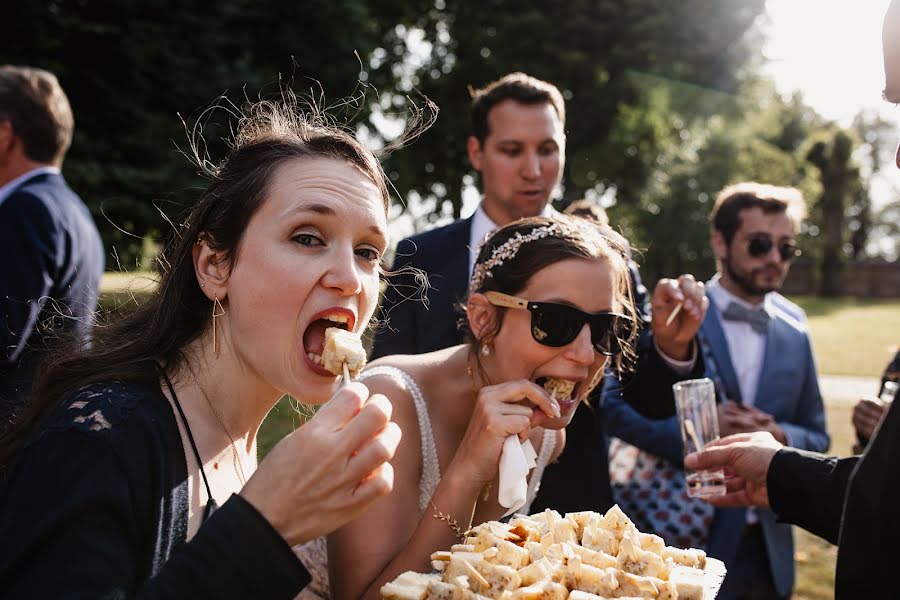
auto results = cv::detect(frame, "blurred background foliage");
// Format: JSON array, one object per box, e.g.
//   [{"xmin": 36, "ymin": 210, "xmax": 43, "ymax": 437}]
[{"xmin": 3, "ymin": 0, "xmax": 897, "ymax": 290}]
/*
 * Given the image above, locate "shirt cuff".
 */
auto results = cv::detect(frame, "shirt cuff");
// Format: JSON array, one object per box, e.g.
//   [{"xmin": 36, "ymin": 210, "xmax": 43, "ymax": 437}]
[{"xmin": 653, "ymin": 337, "xmax": 698, "ymax": 375}]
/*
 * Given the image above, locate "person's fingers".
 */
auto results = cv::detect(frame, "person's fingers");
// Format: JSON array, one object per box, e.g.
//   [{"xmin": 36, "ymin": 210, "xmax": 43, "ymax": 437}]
[
  {"xmin": 860, "ymin": 416, "xmax": 881, "ymax": 437},
  {"xmin": 677, "ymin": 274, "xmax": 699, "ymax": 304},
  {"xmin": 866, "ymin": 404, "xmax": 888, "ymax": 419},
  {"xmin": 346, "ymin": 421, "xmax": 402, "ymax": 479},
  {"xmin": 484, "ymin": 380, "xmax": 561, "ymax": 418},
  {"xmin": 752, "ymin": 412, "xmax": 774, "ymax": 425},
  {"xmin": 312, "ymin": 382, "xmax": 370, "ymax": 432},
  {"xmin": 504, "ymin": 414, "xmax": 532, "ymax": 437},
  {"xmin": 352, "ymin": 462, "xmax": 395, "ymax": 502},
  {"xmin": 725, "ymin": 413, "xmax": 756, "ymax": 431},
  {"xmin": 703, "ymin": 433, "xmax": 758, "ymax": 449},
  {"xmin": 333, "ymin": 393, "xmax": 393, "ymax": 453},
  {"xmin": 722, "ymin": 402, "xmax": 748, "ymax": 416},
  {"xmin": 702, "ymin": 491, "xmax": 753, "ymax": 508},
  {"xmin": 529, "ymin": 408, "xmax": 553, "ymax": 429},
  {"xmin": 675, "ymin": 274, "xmax": 706, "ymax": 317},
  {"xmin": 504, "ymin": 401, "xmax": 542, "ymax": 418},
  {"xmin": 687, "ymin": 435, "xmax": 760, "ymax": 468},
  {"xmin": 723, "ymin": 475, "xmax": 747, "ymax": 493},
  {"xmin": 652, "ymin": 278, "xmax": 684, "ymax": 307},
  {"xmin": 854, "ymin": 403, "xmax": 882, "ymax": 428}
]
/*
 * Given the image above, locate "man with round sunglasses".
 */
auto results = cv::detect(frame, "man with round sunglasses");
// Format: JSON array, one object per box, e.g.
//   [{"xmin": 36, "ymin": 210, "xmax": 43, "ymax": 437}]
[
  {"xmin": 683, "ymin": 3, "xmax": 900, "ymax": 596},
  {"xmin": 603, "ymin": 182, "xmax": 829, "ymax": 600}
]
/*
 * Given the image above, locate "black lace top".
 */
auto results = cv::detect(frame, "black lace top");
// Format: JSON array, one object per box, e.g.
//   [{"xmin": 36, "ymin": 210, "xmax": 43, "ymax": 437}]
[{"xmin": 0, "ymin": 381, "xmax": 310, "ymax": 598}]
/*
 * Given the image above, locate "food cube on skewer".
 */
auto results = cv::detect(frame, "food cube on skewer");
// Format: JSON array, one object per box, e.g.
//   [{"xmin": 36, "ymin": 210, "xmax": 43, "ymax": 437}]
[{"xmin": 322, "ymin": 327, "xmax": 367, "ymax": 378}]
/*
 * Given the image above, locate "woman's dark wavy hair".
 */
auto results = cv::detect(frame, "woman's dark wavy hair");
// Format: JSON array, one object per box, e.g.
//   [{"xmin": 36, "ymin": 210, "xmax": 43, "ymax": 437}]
[
  {"xmin": 0, "ymin": 98, "xmax": 391, "ymax": 469},
  {"xmin": 464, "ymin": 215, "xmax": 641, "ymax": 377}
]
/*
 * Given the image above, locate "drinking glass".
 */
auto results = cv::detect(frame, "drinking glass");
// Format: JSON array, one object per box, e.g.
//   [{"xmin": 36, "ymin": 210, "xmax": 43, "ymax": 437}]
[
  {"xmin": 880, "ymin": 380, "xmax": 898, "ymax": 404},
  {"xmin": 673, "ymin": 378, "xmax": 726, "ymax": 498}
]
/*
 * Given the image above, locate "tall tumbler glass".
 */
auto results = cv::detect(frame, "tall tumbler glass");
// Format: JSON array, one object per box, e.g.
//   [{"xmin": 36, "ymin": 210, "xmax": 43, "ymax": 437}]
[{"xmin": 673, "ymin": 378, "xmax": 726, "ymax": 498}]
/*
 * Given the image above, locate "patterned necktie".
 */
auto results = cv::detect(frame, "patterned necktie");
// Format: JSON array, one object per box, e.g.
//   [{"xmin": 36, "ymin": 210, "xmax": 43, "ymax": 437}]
[{"xmin": 721, "ymin": 301, "xmax": 770, "ymax": 334}]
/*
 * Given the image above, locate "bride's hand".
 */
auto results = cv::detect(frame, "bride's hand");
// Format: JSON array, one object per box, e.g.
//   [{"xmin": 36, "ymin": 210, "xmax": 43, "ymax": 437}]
[{"xmin": 449, "ymin": 380, "xmax": 560, "ymax": 487}]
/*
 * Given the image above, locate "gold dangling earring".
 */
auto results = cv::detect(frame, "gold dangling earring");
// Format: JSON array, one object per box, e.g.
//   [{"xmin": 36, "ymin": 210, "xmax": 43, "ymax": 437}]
[{"xmin": 212, "ymin": 296, "xmax": 226, "ymax": 356}]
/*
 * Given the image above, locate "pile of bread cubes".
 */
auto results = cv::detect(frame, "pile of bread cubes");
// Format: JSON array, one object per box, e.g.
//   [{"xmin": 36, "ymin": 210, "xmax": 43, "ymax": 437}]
[{"xmin": 382, "ymin": 505, "xmax": 712, "ymax": 600}]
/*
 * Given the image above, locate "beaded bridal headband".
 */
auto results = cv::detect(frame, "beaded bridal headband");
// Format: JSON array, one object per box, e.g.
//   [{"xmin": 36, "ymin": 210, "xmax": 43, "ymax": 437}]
[{"xmin": 468, "ymin": 222, "xmax": 565, "ymax": 293}]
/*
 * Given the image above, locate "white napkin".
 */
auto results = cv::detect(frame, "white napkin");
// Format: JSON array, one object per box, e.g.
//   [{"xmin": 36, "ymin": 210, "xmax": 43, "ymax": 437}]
[{"xmin": 498, "ymin": 435, "xmax": 538, "ymax": 516}]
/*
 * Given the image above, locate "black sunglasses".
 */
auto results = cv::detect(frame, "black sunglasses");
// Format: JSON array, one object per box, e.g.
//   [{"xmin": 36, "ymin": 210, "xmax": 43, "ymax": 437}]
[
  {"xmin": 484, "ymin": 291, "xmax": 630, "ymax": 356},
  {"xmin": 747, "ymin": 236, "xmax": 801, "ymax": 261}
]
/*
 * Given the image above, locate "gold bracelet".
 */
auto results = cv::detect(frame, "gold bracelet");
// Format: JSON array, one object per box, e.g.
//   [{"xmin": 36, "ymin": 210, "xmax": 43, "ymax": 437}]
[{"xmin": 430, "ymin": 500, "xmax": 469, "ymax": 540}]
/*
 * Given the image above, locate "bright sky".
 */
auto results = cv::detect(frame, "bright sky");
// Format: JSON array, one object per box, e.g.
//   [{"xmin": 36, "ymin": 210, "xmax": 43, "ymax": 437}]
[
  {"xmin": 403, "ymin": 1, "xmax": 900, "ymax": 235},
  {"xmin": 764, "ymin": 0, "xmax": 900, "ymax": 217},
  {"xmin": 764, "ymin": 0, "xmax": 893, "ymax": 125}
]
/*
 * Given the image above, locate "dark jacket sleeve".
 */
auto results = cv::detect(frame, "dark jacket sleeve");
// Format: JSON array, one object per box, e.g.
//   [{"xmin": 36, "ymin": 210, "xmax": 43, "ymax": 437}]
[
  {"xmin": 0, "ymin": 430, "xmax": 309, "ymax": 599},
  {"xmin": 0, "ymin": 191, "xmax": 59, "ymax": 366},
  {"xmin": 766, "ymin": 447, "xmax": 858, "ymax": 545},
  {"xmin": 613, "ymin": 329, "xmax": 706, "ymax": 420},
  {"xmin": 371, "ymin": 237, "xmax": 422, "ymax": 359},
  {"xmin": 628, "ymin": 260, "xmax": 651, "ymax": 324}
]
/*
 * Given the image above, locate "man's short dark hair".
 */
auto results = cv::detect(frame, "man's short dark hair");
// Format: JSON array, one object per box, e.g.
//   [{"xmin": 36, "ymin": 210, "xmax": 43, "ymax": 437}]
[
  {"xmin": 711, "ymin": 182, "xmax": 807, "ymax": 244},
  {"xmin": 0, "ymin": 66, "xmax": 74, "ymax": 165},
  {"xmin": 469, "ymin": 72, "xmax": 565, "ymax": 145}
]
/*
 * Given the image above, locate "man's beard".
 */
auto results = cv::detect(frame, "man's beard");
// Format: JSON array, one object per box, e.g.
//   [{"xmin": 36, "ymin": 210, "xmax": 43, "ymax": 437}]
[{"xmin": 723, "ymin": 254, "xmax": 782, "ymax": 297}]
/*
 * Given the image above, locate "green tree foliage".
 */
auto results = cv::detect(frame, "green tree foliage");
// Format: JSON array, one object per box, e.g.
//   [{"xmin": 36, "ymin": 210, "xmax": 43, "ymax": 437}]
[
  {"xmin": 607, "ymin": 80, "xmax": 828, "ymax": 283},
  {"xmin": 850, "ymin": 110, "xmax": 898, "ymax": 259},
  {"xmin": 3, "ymin": 0, "xmax": 386, "ymax": 268},
  {"xmin": 4, "ymin": 1, "xmax": 888, "ymax": 290},
  {"xmin": 365, "ymin": 0, "xmax": 767, "ymax": 223},
  {"xmin": 806, "ymin": 128, "xmax": 862, "ymax": 295}
]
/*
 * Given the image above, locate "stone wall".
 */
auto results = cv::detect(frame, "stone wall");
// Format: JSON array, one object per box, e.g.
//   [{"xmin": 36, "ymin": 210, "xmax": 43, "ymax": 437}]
[{"xmin": 782, "ymin": 259, "xmax": 900, "ymax": 297}]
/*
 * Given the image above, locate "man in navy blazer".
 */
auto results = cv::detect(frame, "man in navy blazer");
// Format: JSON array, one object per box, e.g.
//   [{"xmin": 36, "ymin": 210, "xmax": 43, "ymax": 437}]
[
  {"xmin": 371, "ymin": 71, "xmax": 708, "ymax": 517},
  {"xmin": 0, "ymin": 66, "xmax": 104, "ymax": 426},
  {"xmin": 604, "ymin": 182, "xmax": 829, "ymax": 599},
  {"xmin": 371, "ymin": 72, "xmax": 566, "ymax": 358}
]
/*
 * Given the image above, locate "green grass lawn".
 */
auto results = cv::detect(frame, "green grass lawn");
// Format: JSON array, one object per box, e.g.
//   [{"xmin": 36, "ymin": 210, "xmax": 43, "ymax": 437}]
[
  {"xmin": 98, "ymin": 271, "xmax": 159, "ymax": 312},
  {"xmin": 790, "ymin": 295, "xmax": 900, "ymax": 377}
]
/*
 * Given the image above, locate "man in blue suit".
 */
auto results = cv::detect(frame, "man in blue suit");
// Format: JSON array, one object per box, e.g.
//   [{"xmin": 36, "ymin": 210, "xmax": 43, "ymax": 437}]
[
  {"xmin": 0, "ymin": 66, "xmax": 104, "ymax": 426},
  {"xmin": 604, "ymin": 182, "xmax": 829, "ymax": 600},
  {"xmin": 371, "ymin": 72, "xmax": 566, "ymax": 358}
]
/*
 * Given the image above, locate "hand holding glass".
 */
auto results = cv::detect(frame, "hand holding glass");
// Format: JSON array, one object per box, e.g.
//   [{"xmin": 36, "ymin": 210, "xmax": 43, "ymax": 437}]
[{"xmin": 673, "ymin": 378, "xmax": 727, "ymax": 498}]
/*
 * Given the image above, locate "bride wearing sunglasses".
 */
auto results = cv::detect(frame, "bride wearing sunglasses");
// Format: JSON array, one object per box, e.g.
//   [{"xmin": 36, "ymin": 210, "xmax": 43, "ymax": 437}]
[{"xmin": 300, "ymin": 215, "xmax": 641, "ymax": 599}]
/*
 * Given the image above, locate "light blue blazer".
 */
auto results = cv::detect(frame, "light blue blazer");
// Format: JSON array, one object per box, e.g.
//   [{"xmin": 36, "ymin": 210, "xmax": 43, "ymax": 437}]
[{"xmin": 603, "ymin": 292, "xmax": 829, "ymax": 597}]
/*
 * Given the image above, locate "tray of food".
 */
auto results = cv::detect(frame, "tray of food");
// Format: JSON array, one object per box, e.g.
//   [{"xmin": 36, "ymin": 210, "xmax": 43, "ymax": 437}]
[{"xmin": 382, "ymin": 504, "xmax": 725, "ymax": 599}]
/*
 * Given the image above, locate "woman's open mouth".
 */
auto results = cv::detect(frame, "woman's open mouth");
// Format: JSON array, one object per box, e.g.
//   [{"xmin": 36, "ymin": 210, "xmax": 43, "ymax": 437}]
[
  {"xmin": 302, "ymin": 310, "xmax": 355, "ymax": 377},
  {"xmin": 535, "ymin": 376, "xmax": 581, "ymax": 414}
]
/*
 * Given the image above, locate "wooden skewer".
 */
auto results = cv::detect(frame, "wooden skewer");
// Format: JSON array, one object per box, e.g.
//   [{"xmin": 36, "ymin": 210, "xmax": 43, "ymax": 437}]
[
  {"xmin": 684, "ymin": 418, "xmax": 703, "ymax": 454},
  {"xmin": 461, "ymin": 558, "xmax": 490, "ymax": 589},
  {"xmin": 342, "ymin": 362, "xmax": 351, "ymax": 387},
  {"xmin": 665, "ymin": 302, "xmax": 683, "ymax": 327}
]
